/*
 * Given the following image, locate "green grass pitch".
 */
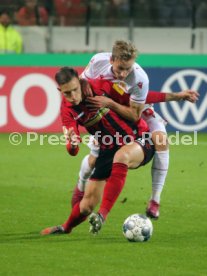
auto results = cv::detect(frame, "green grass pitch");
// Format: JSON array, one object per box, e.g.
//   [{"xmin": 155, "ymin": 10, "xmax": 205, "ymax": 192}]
[{"xmin": 0, "ymin": 133, "xmax": 206, "ymax": 276}]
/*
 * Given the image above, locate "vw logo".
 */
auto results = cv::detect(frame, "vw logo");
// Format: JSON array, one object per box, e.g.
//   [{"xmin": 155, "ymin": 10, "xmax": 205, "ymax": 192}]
[{"xmin": 160, "ymin": 69, "xmax": 207, "ymax": 131}]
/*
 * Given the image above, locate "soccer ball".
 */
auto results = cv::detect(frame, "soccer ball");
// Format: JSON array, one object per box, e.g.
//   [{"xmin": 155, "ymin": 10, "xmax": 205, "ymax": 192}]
[{"xmin": 123, "ymin": 214, "xmax": 153, "ymax": 242}]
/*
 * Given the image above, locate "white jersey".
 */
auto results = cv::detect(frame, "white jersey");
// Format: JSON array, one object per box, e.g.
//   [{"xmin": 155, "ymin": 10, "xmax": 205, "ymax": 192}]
[
  {"xmin": 81, "ymin": 53, "xmax": 166, "ymax": 156},
  {"xmin": 80, "ymin": 52, "xmax": 149, "ymax": 104}
]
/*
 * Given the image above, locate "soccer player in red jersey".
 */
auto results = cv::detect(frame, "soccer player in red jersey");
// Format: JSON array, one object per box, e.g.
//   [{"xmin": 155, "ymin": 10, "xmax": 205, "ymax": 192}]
[
  {"xmin": 41, "ymin": 67, "xmax": 198, "ymax": 235},
  {"xmin": 41, "ymin": 67, "xmax": 154, "ymax": 235}
]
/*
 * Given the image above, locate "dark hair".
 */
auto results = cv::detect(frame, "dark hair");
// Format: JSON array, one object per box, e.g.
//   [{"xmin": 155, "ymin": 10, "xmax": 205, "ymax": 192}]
[{"xmin": 55, "ymin": 67, "xmax": 79, "ymax": 85}]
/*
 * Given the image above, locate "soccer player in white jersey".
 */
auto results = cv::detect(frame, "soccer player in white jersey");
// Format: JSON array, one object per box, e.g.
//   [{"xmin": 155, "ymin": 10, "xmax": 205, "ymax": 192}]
[{"xmin": 72, "ymin": 40, "xmax": 181, "ymax": 219}]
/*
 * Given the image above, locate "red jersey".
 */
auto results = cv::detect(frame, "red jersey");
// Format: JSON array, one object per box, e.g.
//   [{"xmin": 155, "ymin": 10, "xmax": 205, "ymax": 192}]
[
  {"xmin": 61, "ymin": 80, "xmax": 149, "ymax": 154},
  {"xmin": 87, "ymin": 79, "xmax": 166, "ymax": 105}
]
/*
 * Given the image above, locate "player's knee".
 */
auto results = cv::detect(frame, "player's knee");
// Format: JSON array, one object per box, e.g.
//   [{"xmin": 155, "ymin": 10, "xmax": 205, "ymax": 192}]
[
  {"xmin": 80, "ymin": 201, "xmax": 94, "ymax": 215},
  {"xmin": 81, "ymin": 205, "xmax": 93, "ymax": 215},
  {"xmin": 152, "ymin": 132, "xmax": 168, "ymax": 151},
  {"xmin": 80, "ymin": 193, "xmax": 99, "ymax": 215},
  {"xmin": 114, "ymin": 151, "xmax": 130, "ymax": 166}
]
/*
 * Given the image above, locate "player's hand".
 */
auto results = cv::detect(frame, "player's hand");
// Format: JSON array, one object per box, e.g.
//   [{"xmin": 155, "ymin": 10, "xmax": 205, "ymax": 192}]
[
  {"xmin": 63, "ymin": 126, "xmax": 80, "ymax": 147},
  {"xmin": 80, "ymin": 79, "xmax": 93, "ymax": 97},
  {"xmin": 177, "ymin": 90, "xmax": 199, "ymax": 103},
  {"xmin": 86, "ymin": 96, "xmax": 113, "ymax": 109}
]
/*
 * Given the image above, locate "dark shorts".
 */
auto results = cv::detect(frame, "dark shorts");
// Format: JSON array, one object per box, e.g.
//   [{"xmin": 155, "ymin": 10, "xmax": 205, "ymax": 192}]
[{"xmin": 90, "ymin": 137, "xmax": 155, "ymax": 180}]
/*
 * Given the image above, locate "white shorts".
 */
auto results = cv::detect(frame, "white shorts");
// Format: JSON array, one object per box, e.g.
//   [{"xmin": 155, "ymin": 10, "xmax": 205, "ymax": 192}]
[
  {"xmin": 142, "ymin": 109, "xmax": 167, "ymax": 134},
  {"xmin": 87, "ymin": 135, "xmax": 100, "ymax": 158}
]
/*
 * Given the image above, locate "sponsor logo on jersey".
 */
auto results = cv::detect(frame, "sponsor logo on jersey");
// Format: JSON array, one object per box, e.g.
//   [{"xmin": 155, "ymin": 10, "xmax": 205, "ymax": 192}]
[
  {"xmin": 112, "ymin": 82, "xmax": 126, "ymax": 95},
  {"xmin": 138, "ymin": 82, "xmax": 143, "ymax": 89}
]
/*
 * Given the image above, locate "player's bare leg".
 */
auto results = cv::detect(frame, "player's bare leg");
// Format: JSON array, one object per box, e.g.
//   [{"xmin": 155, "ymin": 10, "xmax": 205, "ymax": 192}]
[
  {"xmin": 60, "ymin": 179, "xmax": 105, "ymax": 233},
  {"xmin": 41, "ymin": 179, "xmax": 105, "ymax": 235},
  {"xmin": 79, "ymin": 180, "xmax": 105, "ymax": 214},
  {"xmin": 41, "ymin": 138, "xmax": 100, "ymax": 236}
]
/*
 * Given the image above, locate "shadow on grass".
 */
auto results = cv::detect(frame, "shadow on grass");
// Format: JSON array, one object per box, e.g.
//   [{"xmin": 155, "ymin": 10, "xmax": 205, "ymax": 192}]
[
  {"xmin": 0, "ymin": 231, "xmax": 124, "ymax": 244},
  {"xmin": 0, "ymin": 231, "xmax": 43, "ymax": 243}
]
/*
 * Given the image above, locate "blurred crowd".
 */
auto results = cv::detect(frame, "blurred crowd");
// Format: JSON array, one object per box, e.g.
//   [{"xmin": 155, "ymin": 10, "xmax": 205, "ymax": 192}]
[
  {"xmin": 0, "ymin": 0, "xmax": 207, "ymax": 27},
  {"xmin": 0, "ymin": 0, "xmax": 206, "ymax": 54}
]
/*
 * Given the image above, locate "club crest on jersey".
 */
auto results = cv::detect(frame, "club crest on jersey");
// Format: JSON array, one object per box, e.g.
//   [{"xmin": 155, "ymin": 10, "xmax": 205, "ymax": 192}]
[
  {"xmin": 74, "ymin": 112, "xmax": 85, "ymax": 120},
  {"xmin": 138, "ymin": 82, "xmax": 143, "ymax": 89},
  {"xmin": 112, "ymin": 82, "xmax": 126, "ymax": 95}
]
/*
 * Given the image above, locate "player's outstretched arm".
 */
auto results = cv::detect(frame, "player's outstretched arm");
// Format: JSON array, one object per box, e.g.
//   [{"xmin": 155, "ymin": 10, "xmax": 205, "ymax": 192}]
[
  {"xmin": 63, "ymin": 126, "xmax": 81, "ymax": 156},
  {"xmin": 166, "ymin": 90, "xmax": 199, "ymax": 103},
  {"xmin": 146, "ymin": 90, "xmax": 199, "ymax": 104},
  {"xmin": 85, "ymin": 88, "xmax": 199, "ymax": 123}
]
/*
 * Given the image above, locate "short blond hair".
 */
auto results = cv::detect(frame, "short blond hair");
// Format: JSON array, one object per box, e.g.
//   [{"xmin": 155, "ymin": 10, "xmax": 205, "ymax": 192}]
[{"xmin": 112, "ymin": 40, "xmax": 138, "ymax": 61}]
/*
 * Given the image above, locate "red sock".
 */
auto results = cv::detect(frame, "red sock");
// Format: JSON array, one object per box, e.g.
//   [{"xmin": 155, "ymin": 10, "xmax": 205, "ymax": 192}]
[
  {"xmin": 71, "ymin": 185, "xmax": 84, "ymax": 207},
  {"xmin": 98, "ymin": 163, "xmax": 128, "ymax": 220},
  {"xmin": 62, "ymin": 202, "xmax": 87, "ymax": 233}
]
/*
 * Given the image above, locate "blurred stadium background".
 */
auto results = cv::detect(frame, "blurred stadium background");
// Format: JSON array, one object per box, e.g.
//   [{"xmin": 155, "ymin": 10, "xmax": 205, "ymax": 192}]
[{"xmin": 1, "ymin": 0, "xmax": 207, "ymax": 53}]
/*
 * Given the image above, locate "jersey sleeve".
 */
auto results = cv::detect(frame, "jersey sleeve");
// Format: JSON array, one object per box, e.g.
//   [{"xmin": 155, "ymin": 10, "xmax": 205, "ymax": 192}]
[
  {"xmin": 129, "ymin": 66, "xmax": 149, "ymax": 104},
  {"xmin": 80, "ymin": 55, "xmax": 97, "ymax": 79},
  {"xmin": 60, "ymin": 99, "xmax": 80, "ymax": 156},
  {"xmin": 80, "ymin": 53, "xmax": 109, "ymax": 80},
  {"xmin": 146, "ymin": 91, "xmax": 166, "ymax": 104}
]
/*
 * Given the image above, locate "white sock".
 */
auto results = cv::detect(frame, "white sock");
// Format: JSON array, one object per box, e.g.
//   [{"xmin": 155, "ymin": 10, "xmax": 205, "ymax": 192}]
[
  {"xmin": 77, "ymin": 155, "xmax": 94, "ymax": 192},
  {"xmin": 151, "ymin": 150, "xmax": 169, "ymax": 203}
]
